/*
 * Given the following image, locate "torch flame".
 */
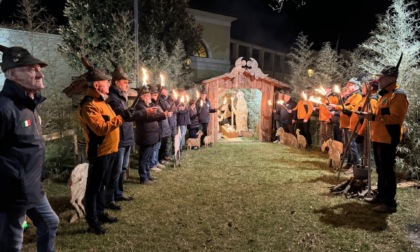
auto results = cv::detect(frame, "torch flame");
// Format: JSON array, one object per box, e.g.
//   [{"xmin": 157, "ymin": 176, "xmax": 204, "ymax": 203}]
[
  {"xmin": 333, "ymin": 85, "xmax": 341, "ymax": 94},
  {"xmin": 180, "ymin": 96, "xmax": 185, "ymax": 103},
  {"xmin": 301, "ymin": 91, "xmax": 308, "ymax": 100},
  {"xmin": 160, "ymin": 73, "xmax": 165, "ymax": 86},
  {"xmin": 196, "ymin": 90, "xmax": 199, "ymax": 99},
  {"xmin": 309, "ymin": 96, "xmax": 322, "ymax": 105},
  {"xmin": 277, "ymin": 100, "xmax": 284, "ymax": 105},
  {"xmin": 186, "ymin": 95, "xmax": 190, "ymax": 103},
  {"xmin": 173, "ymin": 90, "xmax": 178, "ymax": 100},
  {"xmin": 200, "ymin": 100, "xmax": 203, "ymax": 106},
  {"xmin": 268, "ymin": 99, "xmax": 272, "ymax": 106},
  {"xmin": 141, "ymin": 67, "xmax": 148, "ymax": 86},
  {"xmin": 315, "ymin": 85, "xmax": 327, "ymax": 96}
]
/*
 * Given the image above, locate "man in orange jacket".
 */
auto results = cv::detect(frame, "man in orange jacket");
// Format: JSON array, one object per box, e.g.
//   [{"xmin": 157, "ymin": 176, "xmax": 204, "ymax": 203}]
[
  {"xmin": 292, "ymin": 87, "xmax": 314, "ymax": 149},
  {"xmin": 360, "ymin": 55, "xmax": 409, "ymax": 213},
  {"xmin": 329, "ymin": 78, "xmax": 363, "ymax": 168},
  {"xmin": 318, "ymin": 86, "xmax": 339, "ymax": 144}
]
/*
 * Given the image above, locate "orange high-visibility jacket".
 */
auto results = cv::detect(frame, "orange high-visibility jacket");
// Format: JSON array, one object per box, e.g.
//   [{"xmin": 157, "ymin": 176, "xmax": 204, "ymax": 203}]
[
  {"xmin": 79, "ymin": 88, "xmax": 123, "ymax": 158},
  {"xmin": 371, "ymin": 83, "xmax": 409, "ymax": 144},
  {"xmin": 293, "ymin": 99, "xmax": 314, "ymax": 121},
  {"xmin": 355, "ymin": 94, "xmax": 379, "ymax": 136},
  {"xmin": 336, "ymin": 91, "xmax": 362, "ymax": 129},
  {"xmin": 319, "ymin": 95, "xmax": 339, "ymax": 122}
]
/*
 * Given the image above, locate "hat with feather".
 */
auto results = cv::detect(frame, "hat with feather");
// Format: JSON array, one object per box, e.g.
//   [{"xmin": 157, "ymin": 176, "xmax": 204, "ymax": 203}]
[
  {"xmin": 81, "ymin": 56, "xmax": 111, "ymax": 82},
  {"xmin": 110, "ymin": 59, "xmax": 130, "ymax": 82},
  {"xmin": 378, "ymin": 53, "xmax": 403, "ymax": 78}
]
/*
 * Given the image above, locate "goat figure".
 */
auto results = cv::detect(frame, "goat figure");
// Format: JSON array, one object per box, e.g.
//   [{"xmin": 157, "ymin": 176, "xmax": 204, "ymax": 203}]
[
  {"xmin": 296, "ymin": 128, "xmax": 307, "ymax": 149},
  {"xmin": 67, "ymin": 162, "xmax": 88, "ymax": 223},
  {"xmin": 186, "ymin": 130, "xmax": 204, "ymax": 150}
]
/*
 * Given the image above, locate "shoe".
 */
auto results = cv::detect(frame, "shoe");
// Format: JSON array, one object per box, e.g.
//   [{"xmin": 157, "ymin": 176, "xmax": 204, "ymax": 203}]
[
  {"xmin": 365, "ymin": 195, "xmax": 383, "ymax": 204},
  {"xmin": 164, "ymin": 156, "xmax": 172, "ymax": 161},
  {"xmin": 115, "ymin": 196, "xmax": 134, "ymax": 201},
  {"xmin": 148, "ymin": 176, "xmax": 157, "ymax": 181},
  {"xmin": 105, "ymin": 202, "xmax": 121, "ymax": 211},
  {"xmin": 140, "ymin": 180, "xmax": 154, "ymax": 185},
  {"xmin": 87, "ymin": 222, "xmax": 106, "ymax": 235},
  {"xmin": 273, "ymin": 140, "xmax": 279, "ymax": 144},
  {"xmin": 373, "ymin": 204, "xmax": 397, "ymax": 213},
  {"xmin": 156, "ymin": 163, "xmax": 165, "ymax": 169},
  {"xmin": 343, "ymin": 163, "xmax": 352, "ymax": 170},
  {"xmin": 98, "ymin": 213, "xmax": 118, "ymax": 224},
  {"xmin": 160, "ymin": 160, "xmax": 169, "ymax": 165},
  {"xmin": 150, "ymin": 166, "xmax": 162, "ymax": 172}
]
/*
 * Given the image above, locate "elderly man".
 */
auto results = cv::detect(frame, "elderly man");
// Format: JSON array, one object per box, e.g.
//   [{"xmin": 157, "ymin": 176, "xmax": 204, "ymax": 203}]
[
  {"xmin": 105, "ymin": 63, "xmax": 135, "ymax": 212},
  {"xmin": 362, "ymin": 54, "xmax": 409, "ymax": 213},
  {"xmin": 79, "ymin": 57, "xmax": 132, "ymax": 234},
  {"xmin": 0, "ymin": 45, "xmax": 59, "ymax": 251}
]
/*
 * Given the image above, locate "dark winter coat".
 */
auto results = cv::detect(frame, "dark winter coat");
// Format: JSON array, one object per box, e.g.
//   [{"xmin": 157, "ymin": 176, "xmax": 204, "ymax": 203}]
[
  {"xmin": 177, "ymin": 104, "xmax": 190, "ymax": 126},
  {"xmin": 280, "ymin": 99, "xmax": 297, "ymax": 124},
  {"xmin": 106, "ymin": 85, "xmax": 135, "ymax": 147},
  {"xmin": 0, "ymin": 80, "xmax": 46, "ymax": 210},
  {"xmin": 134, "ymin": 100, "xmax": 166, "ymax": 146},
  {"xmin": 196, "ymin": 98, "xmax": 217, "ymax": 124},
  {"xmin": 188, "ymin": 105, "xmax": 200, "ymax": 129},
  {"xmin": 167, "ymin": 96, "xmax": 178, "ymax": 136},
  {"xmin": 157, "ymin": 96, "xmax": 171, "ymax": 138}
]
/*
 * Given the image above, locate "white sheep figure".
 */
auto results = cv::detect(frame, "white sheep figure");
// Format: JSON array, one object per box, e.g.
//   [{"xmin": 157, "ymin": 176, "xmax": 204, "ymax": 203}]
[
  {"xmin": 296, "ymin": 128, "xmax": 307, "ymax": 149},
  {"xmin": 173, "ymin": 126, "xmax": 181, "ymax": 168},
  {"xmin": 186, "ymin": 130, "xmax": 204, "ymax": 150},
  {"xmin": 67, "ymin": 162, "xmax": 88, "ymax": 223}
]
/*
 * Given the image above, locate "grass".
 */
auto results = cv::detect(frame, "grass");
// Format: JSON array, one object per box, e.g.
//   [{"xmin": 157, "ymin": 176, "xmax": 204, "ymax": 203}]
[{"xmin": 24, "ymin": 141, "xmax": 420, "ymax": 251}]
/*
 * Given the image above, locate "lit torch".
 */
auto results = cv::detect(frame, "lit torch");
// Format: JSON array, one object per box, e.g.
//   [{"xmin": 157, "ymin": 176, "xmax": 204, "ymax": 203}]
[
  {"xmin": 315, "ymin": 85, "xmax": 331, "ymax": 104},
  {"xmin": 277, "ymin": 100, "xmax": 287, "ymax": 109},
  {"xmin": 301, "ymin": 91, "xmax": 308, "ymax": 101},
  {"xmin": 131, "ymin": 67, "xmax": 148, "ymax": 108},
  {"xmin": 333, "ymin": 84, "xmax": 345, "ymax": 105},
  {"xmin": 168, "ymin": 90, "xmax": 178, "ymax": 111}
]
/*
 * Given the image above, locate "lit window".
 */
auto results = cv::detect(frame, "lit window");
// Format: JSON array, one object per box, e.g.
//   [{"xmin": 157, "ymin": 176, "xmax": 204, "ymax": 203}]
[{"xmin": 193, "ymin": 41, "xmax": 208, "ymax": 58}]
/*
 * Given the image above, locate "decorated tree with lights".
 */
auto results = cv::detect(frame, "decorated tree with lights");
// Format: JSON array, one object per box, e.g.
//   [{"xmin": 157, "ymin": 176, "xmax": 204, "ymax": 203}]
[
  {"xmin": 359, "ymin": 0, "xmax": 420, "ymax": 176},
  {"xmin": 286, "ymin": 32, "xmax": 314, "ymax": 96}
]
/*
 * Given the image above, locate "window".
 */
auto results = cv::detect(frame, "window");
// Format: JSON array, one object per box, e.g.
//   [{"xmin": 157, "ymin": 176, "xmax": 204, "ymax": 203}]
[{"xmin": 193, "ymin": 41, "xmax": 208, "ymax": 58}]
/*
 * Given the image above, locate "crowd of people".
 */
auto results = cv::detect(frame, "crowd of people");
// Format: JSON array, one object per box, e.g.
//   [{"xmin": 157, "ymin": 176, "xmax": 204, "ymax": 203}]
[
  {"xmin": 0, "ymin": 43, "xmax": 408, "ymax": 250},
  {"xmin": 273, "ymin": 56, "xmax": 408, "ymax": 214}
]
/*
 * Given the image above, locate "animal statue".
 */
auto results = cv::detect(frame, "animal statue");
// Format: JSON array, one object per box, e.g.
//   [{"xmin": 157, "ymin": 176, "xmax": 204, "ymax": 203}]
[
  {"xmin": 321, "ymin": 138, "xmax": 344, "ymax": 169},
  {"xmin": 173, "ymin": 126, "xmax": 181, "ymax": 168},
  {"xmin": 296, "ymin": 128, "xmax": 307, "ymax": 149},
  {"xmin": 276, "ymin": 127, "xmax": 298, "ymax": 148},
  {"xmin": 203, "ymin": 130, "xmax": 214, "ymax": 147},
  {"xmin": 186, "ymin": 130, "xmax": 204, "ymax": 150},
  {"xmin": 329, "ymin": 148, "xmax": 342, "ymax": 171},
  {"xmin": 321, "ymin": 138, "xmax": 343, "ymax": 154},
  {"xmin": 67, "ymin": 162, "xmax": 89, "ymax": 223}
]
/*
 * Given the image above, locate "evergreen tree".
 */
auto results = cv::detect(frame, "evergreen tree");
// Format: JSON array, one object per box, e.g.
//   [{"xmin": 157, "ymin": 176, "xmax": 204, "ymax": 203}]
[
  {"xmin": 286, "ymin": 32, "xmax": 314, "ymax": 96},
  {"xmin": 341, "ymin": 48, "xmax": 365, "ymax": 83},
  {"xmin": 58, "ymin": 0, "xmax": 202, "ymax": 86},
  {"xmin": 313, "ymin": 42, "xmax": 343, "ymax": 87},
  {"xmin": 359, "ymin": 0, "xmax": 420, "ymax": 175}
]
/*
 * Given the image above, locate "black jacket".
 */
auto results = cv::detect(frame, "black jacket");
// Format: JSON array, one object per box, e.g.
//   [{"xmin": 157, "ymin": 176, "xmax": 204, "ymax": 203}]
[
  {"xmin": 177, "ymin": 104, "xmax": 190, "ymax": 126},
  {"xmin": 0, "ymin": 80, "xmax": 46, "ymax": 210},
  {"xmin": 196, "ymin": 98, "xmax": 217, "ymax": 123},
  {"xmin": 134, "ymin": 100, "xmax": 166, "ymax": 146},
  {"xmin": 106, "ymin": 85, "xmax": 134, "ymax": 147},
  {"xmin": 156, "ymin": 96, "xmax": 171, "ymax": 138},
  {"xmin": 188, "ymin": 105, "xmax": 200, "ymax": 129},
  {"xmin": 167, "ymin": 96, "xmax": 178, "ymax": 136},
  {"xmin": 280, "ymin": 99, "xmax": 297, "ymax": 124}
]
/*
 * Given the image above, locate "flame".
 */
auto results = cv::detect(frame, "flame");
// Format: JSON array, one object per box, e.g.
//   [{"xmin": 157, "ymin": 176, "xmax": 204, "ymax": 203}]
[
  {"xmin": 200, "ymin": 100, "xmax": 203, "ymax": 106},
  {"xmin": 196, "ymin": 90, "xmax": 200, "ymax": 99},
  {"xmin": 315, "ymin": 85, "xmax": 326, "ymax": 96},
  {"xmin": 333, "ymin": 85, "xmax": 341, "ymax": 94},
  {"xmin": 173, "ymin": 90, "xmax": 178, "ymax": 100},
  {"xmin": 186, "ymin": 95, "xmax": 190, "ymax": 103},
  {"xmin": 160, "ymin": 73, "xmax": 165, "ymax": 86},
  {"xmin": 268, "ymin": 99, "xmax": 273, "ymax": 106},
  {"xmin": 277, "ymin": 100, "xmax": 284, "ymax": 105},
  {"xmin": 141, "ymin": 67, "xmax": 148, "ymax": 85},
  {"xmin": 301, "ymin": 91, "xmax": 308, "ymax": 100},
  {"xmin": 180, "ymin": 96, "xmax": 185, "ymax": 103},
  {"xmin": 309, "ymin": 96, "xmax": 322, "ymax": 104}
]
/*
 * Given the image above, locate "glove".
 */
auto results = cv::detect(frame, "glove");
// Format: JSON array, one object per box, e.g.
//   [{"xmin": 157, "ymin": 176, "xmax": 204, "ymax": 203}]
[
  {"xmin": 355, "ymin": 134, "xmax": 364, "ymax": 144},
  {"xmin": 121, "ymin": 108, "xmax": 135, "ymax": 121},
  {"xmin": 342, "ymin": 109, "xmax": 352, "ymax": 116}
]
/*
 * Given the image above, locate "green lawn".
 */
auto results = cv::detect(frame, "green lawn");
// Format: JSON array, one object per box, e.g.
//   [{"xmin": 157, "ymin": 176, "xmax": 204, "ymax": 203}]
[{"xmin": 24, "ymin": 141, "xmax": 420, "ymax": 251}]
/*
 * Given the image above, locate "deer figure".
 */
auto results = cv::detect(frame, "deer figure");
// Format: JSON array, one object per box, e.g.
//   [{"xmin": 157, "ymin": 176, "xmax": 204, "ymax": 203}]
[
  {"xmin": 296, "ymin": 128, "xmax": 307, "ymax": 149},
  {"xmin": 186, "ymin": 130, "xmax": 204, "ymax": 150}
]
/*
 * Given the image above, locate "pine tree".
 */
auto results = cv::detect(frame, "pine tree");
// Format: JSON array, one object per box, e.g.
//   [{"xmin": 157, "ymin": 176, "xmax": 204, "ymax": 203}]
[
  {"xmin": 286, "ymin": 32, "xmax": 314, "ymax": 96},
  {"xmin": 313, "ymin": 42, "xmax": 343, "ymax": 87},
  {"xmin": 359, "ymin": 0, "xmax": 420, "ymax": 175}
]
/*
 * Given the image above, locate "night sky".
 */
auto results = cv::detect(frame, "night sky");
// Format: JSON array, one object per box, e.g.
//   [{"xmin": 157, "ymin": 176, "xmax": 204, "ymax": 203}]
[{"xmin": 0, "ymin": 0, "xmax": 394, "ymax": 51}]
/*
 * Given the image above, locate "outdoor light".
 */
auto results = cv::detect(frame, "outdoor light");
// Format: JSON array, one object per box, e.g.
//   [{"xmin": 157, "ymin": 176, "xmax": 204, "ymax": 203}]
[{"xmin": 307, "ymin": 68, "xmax": 314, "ymax": 77}]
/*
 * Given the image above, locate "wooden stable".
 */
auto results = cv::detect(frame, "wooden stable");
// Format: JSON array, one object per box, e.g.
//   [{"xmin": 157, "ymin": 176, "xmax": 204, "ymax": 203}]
[{"xmin": 200, "ymin": 57, "xmax": 290, "ymax": 142}]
